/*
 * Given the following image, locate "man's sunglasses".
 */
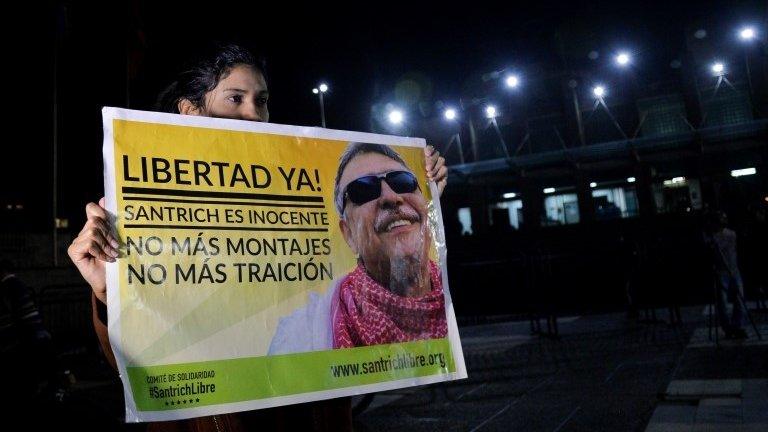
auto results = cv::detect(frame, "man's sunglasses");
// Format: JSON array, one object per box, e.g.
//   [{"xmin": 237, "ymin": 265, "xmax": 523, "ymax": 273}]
[{"xmin": 342, "ymin": 170, "xmax": 419, "ymax": 212}]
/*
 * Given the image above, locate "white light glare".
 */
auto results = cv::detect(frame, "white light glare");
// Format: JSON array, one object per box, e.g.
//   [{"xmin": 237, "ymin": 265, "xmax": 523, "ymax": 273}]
[
  {"xmin": 543, "ymin": 187, "xmax": 556, "ymax": 194},
  {"xmin": 444, "ymin": 108, "xmax": 457, "ymax": 120},
  {"xmin": 503, "ymin": 192, "xmax": 517, "ymax": 199},
  {"xmin": 731, "ymin": 167, "xmax": 756, "ymax": 177},
  {"xmin": 319, "ymin": 83, "xmax": 328, "ymax": 93},
  {"xmin": 312, "ymin": 88, "xmax": 319, "ymax": 94},
  {"xmin": 593, "ymin": 85, "xmax": 606, "ymax": 98},
  {"xmin": 485, "ymin": 105, "xmax": 497, "ymax": 118},
  {"xmin": 615, "ymin": 52, "xmax": 630, "ymax": 66},
  {"xmin": 505, "ymin": 75, "xmax": 520, "ymax": 88},
  {"xmin": 739, "ymin": 27, "xmax": 756, "ymax": 40},
  {"xmin": 711, "ymin": 62, "xmax": 725, "ymax": 75},
  {"xmin": 627, "ymin": 177, "xmax": 636, "ymax": 183},
  {"xmin": 388, "ymin": 110, "xmax": 404, "ymax": 125},
  {"xmin": 663, "ymin": 176, "xmax": 686, "ymax": 186},
  {"xmin": 590, "ymin": 182, "xmax": 597, "ymax": 188}
]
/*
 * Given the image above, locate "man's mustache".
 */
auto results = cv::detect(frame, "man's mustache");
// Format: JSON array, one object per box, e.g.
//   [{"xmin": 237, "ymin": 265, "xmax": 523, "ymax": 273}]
[{"xmin": 374, "ymin": 206, "xmax": 421, "ymax": 233}]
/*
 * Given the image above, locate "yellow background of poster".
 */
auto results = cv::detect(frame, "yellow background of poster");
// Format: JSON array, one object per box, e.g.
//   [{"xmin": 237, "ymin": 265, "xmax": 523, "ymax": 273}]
[{"xmin": 112, "ymin": 120, "xmax": 433, "ymax": 365}]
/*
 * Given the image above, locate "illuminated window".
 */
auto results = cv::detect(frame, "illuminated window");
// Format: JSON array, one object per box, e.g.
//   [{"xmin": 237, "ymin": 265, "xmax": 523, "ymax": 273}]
[
  {"xmin": 592, "ymin": 187, "xmax": 639, "ymax": 219},
  {"xmin": 490, "ymin": 199, "xmax": 523, "ymax": 229},
  {"xmin": 458, "ymin": 208, "xmax": 473, "ymax": 235},
  {"xmin": 544, "ymin": 193, "xmax": 579, "ymax": 225}
]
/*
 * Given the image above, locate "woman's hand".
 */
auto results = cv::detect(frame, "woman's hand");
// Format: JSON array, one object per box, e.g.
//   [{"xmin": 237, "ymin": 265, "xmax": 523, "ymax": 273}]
[
  {"xmin": 67, "ymin": 197, "xmax": 119, "ymax": 304},
  {"xmin": 425, "ymin": 145, "xmax": 447, "ymax": 196}
]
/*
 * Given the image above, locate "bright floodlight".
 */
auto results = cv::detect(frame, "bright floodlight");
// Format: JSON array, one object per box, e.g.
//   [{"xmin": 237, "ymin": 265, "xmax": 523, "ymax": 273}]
[
  {"xmin": 444, "ymin": 108, "xmax": 457, "ymax": 120},
  {"xmin": 627, "ymin": 177, "xmax": 636, "ymax": 183},
  {"xmin": 503, "ymin": 192, "xmax": 517, "ymax": 199},
  {"xmin": 615, "ymin": 52, "xmax": 630, "ymax": 66},
  {"xmin": 590, "ymin": 182, "xmax": 597, "ymax": 188},
  {"xmin": 319, "ymin": 83, "xmax": 328, "ymax": 93},
  {"xmin": 485, "ymin": 105, "xmax": 497, "ymax": 119},
  {"xmin": 663, "ymin": 176, "xmax": 686, "ymax": 186},
  {"xmin": 543, "ymin": 187, "xmax": 556, "ymax": 194},
  {"xmin": 312, "ymin": 88, "xmax": 319, "ymax": 94},
  {"xmin": 388, "ymin": 110, "xmax": 404, "ymax": 125},
  {"xmin": 739, "ymin": 27, "xmax": 756, "ymax": 41},
  {"xmin": 731, "ymin": 167, "xmax": 756, "ymax": 177},
  {"xmin": 505, "ymin": 75, "xmax": 520, "ymax": 88},
  {"xmin": 593, "ymin": 85, "xmax": 606, "ymax": 98},
  {"xmin": 711, "ymin": 62, "xmax": 725, "ymax": 75}
]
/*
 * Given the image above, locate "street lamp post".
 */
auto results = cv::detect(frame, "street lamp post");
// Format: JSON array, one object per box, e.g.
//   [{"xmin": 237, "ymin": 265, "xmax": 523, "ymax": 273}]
[
  {"xmin": 589, "ymin": 84, "xmax": 628, "ymax": 139},
  {"xmin": 505, "ymin": 74, "xmax": 520, "ymax": 89},
  {"xmin": 443, "ymin": 108, "xmax": 465, "ymax": 164},
  {"xmin": 485, "ymin": 105, "xmax": 511, "ymax": 159},
  {"xmin": 388, "ymin": 109, "xmax": 404, "ymax": 126},
  {"xmin": 312, "ymin": 83, "xmax": 329, "ymax": 127},
  {"xmin": 737, "ymin": 26, "xmax": 762, "ymax": 116},
  {"xmin": 615, "ymin": 52, "xmax": 631, "ymax": 66},
  {"xmin": 568, "ymin": 79, "xmax": 586, "ymax": 146}
]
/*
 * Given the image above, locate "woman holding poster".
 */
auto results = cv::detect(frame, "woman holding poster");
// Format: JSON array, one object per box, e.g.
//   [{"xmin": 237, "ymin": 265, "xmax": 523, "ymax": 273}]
[{"xmin": 68, "ymin": 44, "xmax": 448, "ymax": 430}]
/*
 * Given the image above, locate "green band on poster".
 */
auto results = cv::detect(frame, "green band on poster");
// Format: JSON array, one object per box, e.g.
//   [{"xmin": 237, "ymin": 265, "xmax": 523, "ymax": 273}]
[{"xmin": 128, "ymin": 338, "xmax": 455, "ymax": 411}]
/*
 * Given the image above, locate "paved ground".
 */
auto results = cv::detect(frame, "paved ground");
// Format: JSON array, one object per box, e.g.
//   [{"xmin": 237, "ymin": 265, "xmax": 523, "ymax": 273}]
[
  {"xmin": 644, "ymin": 308, "xmax": 768, "ymax": 432},
  {"xmin": 26, "ymin": 304, "xmax": 767, "ymax": 431},
  {"xmin": 355, "ymin": 307, "xmax": 767, "ymax": 432}
]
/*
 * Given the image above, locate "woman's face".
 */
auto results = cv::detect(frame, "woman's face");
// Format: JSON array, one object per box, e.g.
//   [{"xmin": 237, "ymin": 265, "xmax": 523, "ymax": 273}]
[{"xmin": 184, "ymin": 64, "xmax": 269, "ymax": 122}]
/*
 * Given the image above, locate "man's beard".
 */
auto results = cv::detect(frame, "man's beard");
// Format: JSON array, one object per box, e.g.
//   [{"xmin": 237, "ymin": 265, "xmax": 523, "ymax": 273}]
[{"xmin": 386, "ymin": 224, "xmax": 429, "ymax": 297}]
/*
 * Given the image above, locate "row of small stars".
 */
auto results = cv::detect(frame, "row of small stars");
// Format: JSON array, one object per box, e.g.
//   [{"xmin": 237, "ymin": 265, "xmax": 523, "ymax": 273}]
[{"xmin": 166, "ymin": 398, "xmax": 200, "ymax": 406}]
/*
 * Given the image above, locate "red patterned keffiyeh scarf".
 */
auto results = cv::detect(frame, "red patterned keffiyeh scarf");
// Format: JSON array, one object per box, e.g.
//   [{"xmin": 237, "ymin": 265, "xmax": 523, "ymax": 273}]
[{"xmin": 332, "ymin": 260, "xmax": 447, "ymax": 348}]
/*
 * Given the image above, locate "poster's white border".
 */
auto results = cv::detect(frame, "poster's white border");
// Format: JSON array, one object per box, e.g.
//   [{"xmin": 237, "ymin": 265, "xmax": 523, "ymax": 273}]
[
  {"xmin": 103, "ymin": 106, "xmax": 426, "ymax": 148},
  {"xmin": 101, "ymin": 107, "xmax": 467, "ymax": 423}
]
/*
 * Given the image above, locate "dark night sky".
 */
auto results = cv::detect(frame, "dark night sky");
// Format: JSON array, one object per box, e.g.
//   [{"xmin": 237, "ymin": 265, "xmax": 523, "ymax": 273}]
[{"xmin": 2, "ymin": 0, "xmax": 764, "ymax": 230}]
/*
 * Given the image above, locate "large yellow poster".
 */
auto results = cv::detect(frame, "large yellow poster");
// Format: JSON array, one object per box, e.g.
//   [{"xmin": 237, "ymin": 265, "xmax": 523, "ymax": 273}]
[{"xmin": 102, "ymin": 107, "xmax": 466, "ymax": 422}]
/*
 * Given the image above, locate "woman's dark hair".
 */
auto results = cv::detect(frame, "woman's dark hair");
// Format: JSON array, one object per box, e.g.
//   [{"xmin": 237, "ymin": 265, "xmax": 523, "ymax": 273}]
[{"xmin": 156, "ymin": 44, "xmax": 267, "ymax": 114}]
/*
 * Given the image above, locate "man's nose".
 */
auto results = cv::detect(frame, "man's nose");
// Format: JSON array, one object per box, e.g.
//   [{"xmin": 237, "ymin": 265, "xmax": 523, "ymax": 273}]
[{"xmin": 379, "ymin": 180, "xmax": 404, "ymax": 205}]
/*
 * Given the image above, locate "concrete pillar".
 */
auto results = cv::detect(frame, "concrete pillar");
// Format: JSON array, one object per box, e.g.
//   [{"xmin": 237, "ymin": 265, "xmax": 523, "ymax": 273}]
[
  {"xmin": 575, "ymin": 172, "xmax": 595, "ymax": 224},
  {"xmin": 520, "ymin": 177, "xmax": 543, "ymax": 230},
  {"xmin": 635, "ymin": 163, "xmax": 656, "ymax": 219}
]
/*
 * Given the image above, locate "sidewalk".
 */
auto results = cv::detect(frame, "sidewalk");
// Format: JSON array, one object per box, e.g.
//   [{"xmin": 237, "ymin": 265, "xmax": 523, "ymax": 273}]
[
  {"xmin": 645, "ymin": 309, "xmax": 768, "ymax": 432},
  {"xmin": 357, "ymin": 309, "xmax": 697, "ymax": 431},
  {"xmin": 33, "ymin": 305, "xmax": 766, "ymax": 431}
]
